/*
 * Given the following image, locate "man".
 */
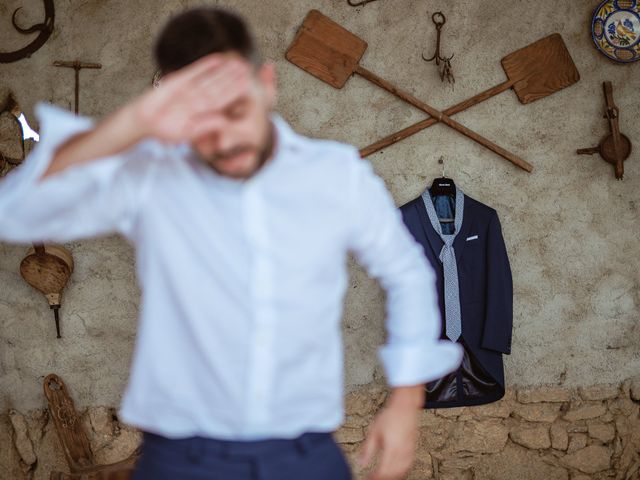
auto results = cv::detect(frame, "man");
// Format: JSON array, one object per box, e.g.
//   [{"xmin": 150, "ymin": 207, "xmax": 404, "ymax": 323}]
[{"xmin": 0, "ymin": 6, "xmax": 463, "ymax": 480}]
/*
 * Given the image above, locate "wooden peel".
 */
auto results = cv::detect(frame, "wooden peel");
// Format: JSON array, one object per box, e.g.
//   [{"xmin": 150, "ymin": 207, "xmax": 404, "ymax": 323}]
[
  {"xmin": 360, "ymin": 33, "xmax": 581, "ymax": 157},
  {"xmin": 285, "ymin": 9, "xmax": 533, "ymax": 172},
  {"xmin": 20, "ymin": 243, "xmax": 74, "ymax": 338},
  {"xmin": 44, "ymin": 374, "xmax": 141, "ymax": 479}
]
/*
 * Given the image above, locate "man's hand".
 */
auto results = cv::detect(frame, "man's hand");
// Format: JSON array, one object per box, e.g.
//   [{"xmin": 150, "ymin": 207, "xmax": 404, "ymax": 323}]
[
  {"xmin": 42, "ymin": 52, "xmax": 253, "ymax": 180},
  {"xmin": 356, "ymin": 384, "xmax": 425, "ymax": 480},
  {"xmin": 133, "ymin": 52, "xmax": 253, "ymax": 143}
]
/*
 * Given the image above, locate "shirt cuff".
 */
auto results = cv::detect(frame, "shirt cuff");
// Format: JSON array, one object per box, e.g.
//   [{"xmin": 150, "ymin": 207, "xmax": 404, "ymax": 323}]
[{"xmin": 377, "ymin": 338, "xmax": 464, "ymax": 387}]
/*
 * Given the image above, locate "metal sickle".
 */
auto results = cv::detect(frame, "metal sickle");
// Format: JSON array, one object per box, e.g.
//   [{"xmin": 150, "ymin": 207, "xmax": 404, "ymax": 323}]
[{"xmin": 347, "ymin": 0, "xmax": 379, "ymax": 6}]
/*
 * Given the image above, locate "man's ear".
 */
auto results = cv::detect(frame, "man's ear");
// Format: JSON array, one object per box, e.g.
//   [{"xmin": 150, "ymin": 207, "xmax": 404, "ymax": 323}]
[{"xmin": 257, "ymin": 60, "xmax": 277, "ymax": 110}]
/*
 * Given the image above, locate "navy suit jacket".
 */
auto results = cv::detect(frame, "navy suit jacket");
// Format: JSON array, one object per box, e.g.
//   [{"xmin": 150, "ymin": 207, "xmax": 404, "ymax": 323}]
[{"xmin": 400, "ymin": 192, "xmax": 513, "ymax": 408}]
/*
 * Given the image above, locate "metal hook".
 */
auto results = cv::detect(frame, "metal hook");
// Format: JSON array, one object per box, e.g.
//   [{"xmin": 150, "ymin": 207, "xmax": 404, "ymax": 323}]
[
  {"xmin": 438, "ymin": 156, "xmax": 445, "ymax": 177},
  {"xmin": 421, "ymin": 11, "xmax": 455, "ymax": 85},
  {"xmin": 347, "ymin": 0, "xmax": 379, "ymax": 6}
]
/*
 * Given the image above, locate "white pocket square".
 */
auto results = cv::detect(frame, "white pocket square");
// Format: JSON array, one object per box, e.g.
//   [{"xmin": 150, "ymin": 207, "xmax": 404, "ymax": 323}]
[{"xmin": 466, "ymin": 235, "xmax": 478, "ymax": 241}]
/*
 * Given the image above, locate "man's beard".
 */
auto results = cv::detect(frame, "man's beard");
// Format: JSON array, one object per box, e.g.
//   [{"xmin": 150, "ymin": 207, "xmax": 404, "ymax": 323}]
[{"xmin": 198, "ymin": 121, "xmax": 276, "ymax": 178}]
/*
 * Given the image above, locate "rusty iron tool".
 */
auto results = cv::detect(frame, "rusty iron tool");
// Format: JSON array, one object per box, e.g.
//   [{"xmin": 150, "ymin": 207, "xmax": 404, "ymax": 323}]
[
  {"xmin": 52, "ymin": 60, "xmax": 102, "ymax": 114},
  {"xmin": 0, "ymin": 0, "xmax": 55, "ymax": 63},
  {"xmin": 577, "ymin": 81, "xmax": 631, "ymax": 180},
  {"xmin": 347, "ymin": 0, "xmax": 379, "ymax": 6},
  {"xmin": 286, "ymin": 10, "xmax": 532, "ymax": 172},
  {"xmin": 421, "ymin": 12, "xmax": 455, "ymax": 85}
]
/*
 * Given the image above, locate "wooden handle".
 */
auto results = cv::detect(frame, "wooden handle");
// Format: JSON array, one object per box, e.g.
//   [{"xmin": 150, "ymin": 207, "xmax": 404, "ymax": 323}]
[
  {"xmin": 360, "ymin": 80, "xmax": 515, "ymax": 157},
  {"xmin": 355, "ymin": 65, "xmax": 533, "ymax": 172}
]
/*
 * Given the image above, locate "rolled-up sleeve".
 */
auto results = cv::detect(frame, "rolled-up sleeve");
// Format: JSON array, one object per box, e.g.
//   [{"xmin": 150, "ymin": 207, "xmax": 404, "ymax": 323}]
[
  {"xmin": 0, "ymin": 102, "xmax": 156, "ymax": 244},
  {"xmin": 345, "ymin": 146, "xmax": 464, "ymax": 387}
]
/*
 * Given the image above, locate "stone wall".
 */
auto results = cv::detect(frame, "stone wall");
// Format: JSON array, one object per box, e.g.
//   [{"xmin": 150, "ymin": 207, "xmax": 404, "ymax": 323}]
[{"xmin": 3, "ymin": 378, "xmax": 639, "ymax": 479}]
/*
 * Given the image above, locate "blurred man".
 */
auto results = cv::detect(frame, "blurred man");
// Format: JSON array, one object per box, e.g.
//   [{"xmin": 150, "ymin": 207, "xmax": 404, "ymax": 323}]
[{"xmin": 0, "ymin": 6, "xmax": 462, "ymax": 480}]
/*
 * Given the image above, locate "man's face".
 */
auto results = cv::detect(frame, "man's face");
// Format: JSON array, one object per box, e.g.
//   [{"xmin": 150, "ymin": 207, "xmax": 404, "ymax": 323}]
[{"xmin": 189, "ymin": 59, "xmax": 277, "ymax": 180}]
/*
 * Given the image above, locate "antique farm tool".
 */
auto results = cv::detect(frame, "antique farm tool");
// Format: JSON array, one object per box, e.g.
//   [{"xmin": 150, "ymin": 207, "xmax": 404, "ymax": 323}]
[
  {"xmin": 52, "ymin": 60, "xmax": 102, "ymax": 114},
  {"xmin": 421, "ymin": 12, "xmax": 455, "ymax": 85},
  {"xmin": 360, "ymin": 33, "xmax": 581, "ymax": 158},
  {"xmin": 286, "ymin": 10, "xmax": 532, "ymax": 172},
  {"xmin": 44, "ymin": 374, "xmax": 141, "ymax": 479},
  {"xmin": 577, "ymin": 81, "xmax": 631, "ymax": 180},
  {"xmin": 347, "ymin": 0, "xmax": 379, "ymax": 6},
  {"xmin": 20, "ymin": 244, "xmax": 74, "ymax": 338},
  {"xmin": 0, "ymin": 93, "xmax": 27, "ymax": 172},
  {"xmin": 0, "ymin": 0, "xmax": 55, "ymax": 63}
]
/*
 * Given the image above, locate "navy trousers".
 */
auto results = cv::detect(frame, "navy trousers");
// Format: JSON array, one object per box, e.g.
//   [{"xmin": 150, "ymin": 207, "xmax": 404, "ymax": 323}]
[{"xmin": 131, "ymin": 430, "xmax": 353, "ymax": 480}]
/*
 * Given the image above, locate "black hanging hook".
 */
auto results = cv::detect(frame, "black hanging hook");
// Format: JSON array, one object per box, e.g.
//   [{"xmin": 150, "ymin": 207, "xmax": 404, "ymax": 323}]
[{"xmin": 347, "ymin": 0, "xmax": 380, "ymax": 6}]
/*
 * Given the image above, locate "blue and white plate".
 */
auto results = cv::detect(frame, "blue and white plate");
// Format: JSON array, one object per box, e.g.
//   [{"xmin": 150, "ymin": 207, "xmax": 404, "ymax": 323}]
[{"xmin": 592, "ymin": 0, "xmax": 640, "ymax": 63}]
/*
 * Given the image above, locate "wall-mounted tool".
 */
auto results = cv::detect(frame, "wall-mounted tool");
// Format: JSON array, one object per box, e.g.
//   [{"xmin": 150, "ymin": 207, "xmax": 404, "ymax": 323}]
[
  {"xmin": 0, "ymin": 0, "xmax": 55, "ymax": 63},
  {"xmin": 421, "ymin": 12, "xmax": 455, "ymax": 85},
  {"xmin": 591, "ymin": 0, "xmax": 639, "ymax": 63},
  {"xmin": 52, "ymin": 60, "xmax": 102, "ymax": 114},
  {"xmin": 347, "ymin": 0, "xmax": 379, "ymax": 6},
  {"xmin": 577, "ymin": 81, "xmax": 631, "ymax": 180},
  {"xmin": 286, "ymin": 10, "xmax": 532, "ymax": 172},
  {"xmin": 0, "ymin": 93, "xmax": 27, "ymax": 173},
  {"xmin": 20, "ymin": 244, "xmax": 74, "ymax": 338},
  {"xmin": 359, "ymin": 34, "xmax": 581, "ymax": 158}
]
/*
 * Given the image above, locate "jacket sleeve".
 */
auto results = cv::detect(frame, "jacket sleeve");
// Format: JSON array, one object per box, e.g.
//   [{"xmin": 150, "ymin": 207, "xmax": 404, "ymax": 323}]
[
  {"xmin": 345, "ymin": 146, "xmax": 464, "ymax": 387},
  {"xmin": 480, "ymin": 210, "xmax": 513, "ymax": 355},
  {"xmin": 0, "ymin": 102, "xmax": 157, "ymax": 244}
]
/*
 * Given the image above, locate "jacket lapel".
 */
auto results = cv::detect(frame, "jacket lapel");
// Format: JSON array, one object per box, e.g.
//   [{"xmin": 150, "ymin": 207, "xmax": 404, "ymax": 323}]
[{"xmin": 414, "ymin": 197, "xmax": 444, "ymax": 260}]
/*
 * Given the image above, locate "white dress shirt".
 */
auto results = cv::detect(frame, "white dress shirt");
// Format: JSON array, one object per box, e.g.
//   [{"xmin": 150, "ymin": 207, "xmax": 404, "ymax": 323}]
[{"xmin": 0, "ymin": 103, "xmax": 463, "ymax": 440}]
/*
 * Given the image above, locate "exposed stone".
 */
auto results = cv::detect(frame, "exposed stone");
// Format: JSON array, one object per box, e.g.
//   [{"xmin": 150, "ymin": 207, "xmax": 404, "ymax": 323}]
[
  {"xmin": 509, "ymin": 423, "xmax": 551, "ymax": 449},
  {"xmin": 559, "ymin": 445, "xmax": 612, "ymax": 474},
  {"xmin": 551, "ymin": 423, "xmax": 569, "ymax": 450},
  {"xmin": 473, "ymin": 443, "xmax": 570, "ymax": 480},
  {"xmin": 566, "ymin": 424, "xmax": 588, "ymax": 433},
  {"xmin": 518, "ymin": 385, "xmax": 571, "ymax": 403},
  {"xmin": 563, "ymin": 402, "xmax": 607, "ymax": 422},
  {"xmin": 630, "ymin": 376, "xmax": 640, "ymax": 402},
  {"xmin": 434, "ymin": 406, "xmax": 467, "ymax": 418},
  {"xmin": 8, "ymin": 409, "xmax": 37, "ymax": 467},
  {"xmin": 344, "ymin": 386, "xmax": 388, "ymax": 416},
  {"xmin": 343, "ymin": 414, "xmax": 370, "ymax": 428},
  {"xmin": 608, "ymin": 398, "xmax": 638, "ymax": 416},
  {"xmin": 513, "ymin": 403, "xmax": 562, "ymax": 423},
  {"xmin": 448, "ymin": 419, "xmax": 509, "ymax": 453},
  {"xmin": 587, "ymin": 421, "xmax": 616, "ymax": 443},
  {"xmin": 334, "ymin": 426, "xmax": 365, "ymax": 444},
  {"xmin": 471, "ymin": 398, "xmax": 514, "ymax": 419},
  {"xmin": 567, "ymin": 433, "xmax": 588, "ymax": 453},
  {"xmin": 418, "ymin": 423, "xmax": 448, "ymax": 450},
  {"xmin": 578, "ymin": 384, "xmax": 620, "ymax": 401}
]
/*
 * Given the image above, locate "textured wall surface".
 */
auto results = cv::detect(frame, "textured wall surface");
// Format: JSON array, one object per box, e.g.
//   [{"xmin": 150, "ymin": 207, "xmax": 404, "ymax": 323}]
[
  {"xmin": 2, "ymin": 381, "xmax": 640, "ymax": 479},
  {"xmin": 0, "ymin": 0, "xmax": 638, "ymax": 420}
]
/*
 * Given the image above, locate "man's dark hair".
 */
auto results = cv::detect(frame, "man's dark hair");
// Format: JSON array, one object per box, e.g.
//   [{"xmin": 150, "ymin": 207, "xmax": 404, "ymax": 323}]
[{"xmin": 154, "ymin": 6, "xmax": 262, "ymax": 76}]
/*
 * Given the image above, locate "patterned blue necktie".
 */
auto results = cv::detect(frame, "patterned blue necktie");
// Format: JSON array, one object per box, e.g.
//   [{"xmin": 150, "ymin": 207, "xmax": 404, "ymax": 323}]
[{"xmin": 420, "ymin": 187, "xmax": 464, "ymax": 342}]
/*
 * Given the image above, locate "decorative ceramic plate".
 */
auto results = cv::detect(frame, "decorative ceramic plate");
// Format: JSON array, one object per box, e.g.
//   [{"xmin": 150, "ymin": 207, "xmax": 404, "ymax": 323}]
[{"xmin": 592, "ymin": 0, "xmax": 640, "ymax": 63}]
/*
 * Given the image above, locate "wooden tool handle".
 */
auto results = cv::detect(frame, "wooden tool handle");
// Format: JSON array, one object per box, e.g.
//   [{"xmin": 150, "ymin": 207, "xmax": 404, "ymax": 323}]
[
  {"xmin": 360, "ymin": 80, "xmax": 515, "ymax": 157},
  {"xmin": 355, "ymin": 65, "xmax": 533, "ymax": 172}
]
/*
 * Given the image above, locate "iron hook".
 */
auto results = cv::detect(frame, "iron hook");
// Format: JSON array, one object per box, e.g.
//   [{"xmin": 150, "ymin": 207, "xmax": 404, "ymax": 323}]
[{"xmin": 347, "ymin": 0, "xmax": 379, "ymax": 6}]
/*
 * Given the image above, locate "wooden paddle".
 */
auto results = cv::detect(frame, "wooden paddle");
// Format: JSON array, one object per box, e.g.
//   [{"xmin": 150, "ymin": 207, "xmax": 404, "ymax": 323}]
[
  {"xmin": 285, "ymin": 9, "xmax": 533, "ymax": 172},
  {"xmin": 359, "ymin": 33, "xmax": 580, "ymax": 157}
]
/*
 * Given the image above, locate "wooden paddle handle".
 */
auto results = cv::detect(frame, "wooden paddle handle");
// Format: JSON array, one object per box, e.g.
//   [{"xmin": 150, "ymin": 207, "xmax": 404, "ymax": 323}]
[
  {"xmin": 355, "ymin": 66, "xmax": 533, "ymax": 172},
  {"xmin": 360, "ymin": 80, "xmax": 515, "ymax": 157}
]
